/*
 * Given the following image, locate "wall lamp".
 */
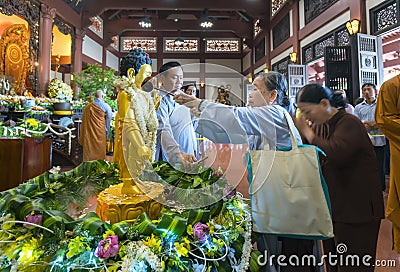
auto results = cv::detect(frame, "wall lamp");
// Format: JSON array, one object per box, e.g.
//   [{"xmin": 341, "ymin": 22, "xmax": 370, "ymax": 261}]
[
  {"xmin": 289, "ymin": 52, "xmax": 297, "ymax": 63},
  {"xmin": 346, "ymin": 19, "xmax": 360, "ymax": 35}
]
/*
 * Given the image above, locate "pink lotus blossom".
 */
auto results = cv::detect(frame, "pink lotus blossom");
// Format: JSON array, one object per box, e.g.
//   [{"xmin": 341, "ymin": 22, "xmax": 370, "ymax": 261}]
[
  {"xmin": 95, "ymin": 235, "xmax": 119, "ymax": 259},
  {"xmin": 193, "ymin": 222, "xmax": 209, "ymax": 242},
  {"xmin": 24, "ymin": 214, "xmax": 43, "ymax": 228}
]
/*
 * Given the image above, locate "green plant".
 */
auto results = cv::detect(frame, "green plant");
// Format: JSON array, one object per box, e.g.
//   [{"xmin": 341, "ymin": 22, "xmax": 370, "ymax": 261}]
[{"xmin": 72, "ymin": 64, "xmax": 118, "ymax": 108}]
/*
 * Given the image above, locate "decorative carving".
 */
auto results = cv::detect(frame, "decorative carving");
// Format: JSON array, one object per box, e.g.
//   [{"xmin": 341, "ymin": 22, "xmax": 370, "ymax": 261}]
[
  {"xmin": 314, "ymin": 35, "xmax": 335, "ymax": 58},
  {"xmin": 337, "ymin": 29, "xmax": 350, "ymax": 46},
  {"xmin": 254, "ymin": 19, "xmax": 262, "ymax": 38},
  {"xmin": 304, "ymin": 0, "xmax": 339, "ymax": 24},
  {"xmin": 88, "ymin": 16, "xmax": 103, "ymax": 38},
  {"xmin": 376, "ymin": 2, "xmax": 398, "ymax": 32},
  {"xmin": 0, "ymin": 24, "xmax": 31, "ymax": 95},
  {"xmin": 205, "ymin": 38, "xmax": 240, "ymax": 53},
  {"xmin": 97, "ymin": 183, "xmax": 164, "ymax": 224},
  {"xmin": 53, "ymin": 16, "xmax": 74, "ymax": 36},
  {"xmin": 272, "ymin": 0, "xmax": 288, "ymax": 17},
  {"xmin": 164, "ymin": 38, "xmax": 199, "ymax": 52},
  {"xmin": 304, "ymin": 47, "xmax": 313, "ymax": 63},
  {"xmin": 272, "ymin": 57, "xmax": 290, "ymax": 78},
  {"xmin": 301, "ymin": 26, "xmax": 346, "ymax": 63},
  {"xmin": 272, "ymin": 14, "xmax": 290, "ymax": 48},
  {"xmin": 40, "ymin": 4, "xmax": 56, "ymax": 20},
  {"xmin": 0, "ymin": 0, "xmax": 40, "ymax": 93},
  {"xmin": 121, "ymin": 37, "xmax": 157, "ymax": 52},
  {"xmin": 75, "ymin": 29, "xmax": 86, "ymax": 40},
  {"xmin": 111, "ymin": 35, "xmax": 119, "ymax": 51}
]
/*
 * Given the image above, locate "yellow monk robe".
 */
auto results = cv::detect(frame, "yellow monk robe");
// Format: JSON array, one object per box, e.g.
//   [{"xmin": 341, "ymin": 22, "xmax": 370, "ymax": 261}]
[
  {"xmin": 375, "ymin": 74, "xmax": 400, "ymax": 252},
  {"xmin": 79, "ymin": 102, "xmax": 107, "ymax": 161}
]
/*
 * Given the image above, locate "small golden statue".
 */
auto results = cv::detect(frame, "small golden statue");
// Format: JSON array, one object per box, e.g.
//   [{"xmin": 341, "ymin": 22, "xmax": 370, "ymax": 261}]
[{"xmin": 97, "ymin": 49, "xmax": 163, "ymax": 223}]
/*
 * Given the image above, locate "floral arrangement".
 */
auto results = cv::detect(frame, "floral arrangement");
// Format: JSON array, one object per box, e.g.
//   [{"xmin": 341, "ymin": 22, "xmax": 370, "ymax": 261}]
[
  {"xmin": 47, "ymin": 78, "xmax": 74, "ymax": 102},
  {"xmin": 0, "ymin": 118, "xmax": 44, "ymax": 138},
  {"xmin": 0, "ymin": 160, "xmax": 261, "ymax": 271}
]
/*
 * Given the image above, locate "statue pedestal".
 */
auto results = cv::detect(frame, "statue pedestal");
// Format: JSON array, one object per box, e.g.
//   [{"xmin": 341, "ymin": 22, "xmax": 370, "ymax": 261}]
[{"xmin": 96, "ymin": 182, "xmax": 164, "ymax": 224}]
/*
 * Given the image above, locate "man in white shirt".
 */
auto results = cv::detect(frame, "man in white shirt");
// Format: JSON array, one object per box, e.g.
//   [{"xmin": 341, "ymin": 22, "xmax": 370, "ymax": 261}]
[
  {"xmin": 155, "ymin": 62, "xmax": 197, "ymax": 165},
  {"xmin": 355, "ymin": 83, "xmax": 387, "ymax": 191}
]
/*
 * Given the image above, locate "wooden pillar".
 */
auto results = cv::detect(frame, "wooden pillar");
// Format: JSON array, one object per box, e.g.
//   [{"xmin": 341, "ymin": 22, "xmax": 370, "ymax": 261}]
[
  {"xmin": 349, "ymin": 0, "xmax": 367, "ymax": 33},
  {"xmin": 73, "ymin": 29, "xmax": 85, "ymax": 98},
  {"xmin": 199, "ymin": 35, "xmax": 206, "ymax": 99},
  {"xmin": 38, "ymin": 4, "xmax": 56, "ymax": 95},
  {"xmin": 292, "ymin": 1, "xmax": 300, "ymax": 63},
  {"xmin": 74, "ymin": 29, "xmax": 85, "ymax": 74}
]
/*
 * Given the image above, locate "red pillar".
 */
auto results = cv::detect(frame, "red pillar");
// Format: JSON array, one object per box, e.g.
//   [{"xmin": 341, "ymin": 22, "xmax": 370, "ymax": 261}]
[
  {"xmin": 349, "ymin": 0, "xmax": 367, "ymax": 33},
  {"xmin": 74, "ymin": 29, "xmax": 85, "ymax": 74},
  {"xmin": 39, "ymin": 4, "xmax": 56, "ymax": 95},
  {"xmin": 73, "ymin": 29, "xmax": 85, "ymax": 98}
]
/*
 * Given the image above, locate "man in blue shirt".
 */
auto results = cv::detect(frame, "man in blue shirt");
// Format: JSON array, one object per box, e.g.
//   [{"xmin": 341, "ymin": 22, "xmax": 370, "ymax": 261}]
[{"xmin": 155, "ymin": 62, "xmax": 197, "ymax": 165}]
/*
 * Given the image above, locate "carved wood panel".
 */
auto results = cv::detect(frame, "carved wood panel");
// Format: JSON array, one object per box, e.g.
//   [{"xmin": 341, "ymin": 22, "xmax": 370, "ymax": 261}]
[
  {"xmin": 272, "ymin": 13, "xmax": 290, "ymax": 49},
  {"xmin": 0, "ymin": 0, "xmax": 40, "ymax": 92},
  {"xmin": 304, "ymin": 0, "xmax": 339, "ymax": 25}
]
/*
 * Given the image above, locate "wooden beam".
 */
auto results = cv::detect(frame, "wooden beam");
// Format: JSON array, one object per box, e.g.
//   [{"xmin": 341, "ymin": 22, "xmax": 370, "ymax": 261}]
[
  {"xmin": 81, "ymin": 0, "xmax": 268, "ymax": 26},
  {"xmin": 102, "ymin": 18, "xmax": 251, "ymax": 45}
]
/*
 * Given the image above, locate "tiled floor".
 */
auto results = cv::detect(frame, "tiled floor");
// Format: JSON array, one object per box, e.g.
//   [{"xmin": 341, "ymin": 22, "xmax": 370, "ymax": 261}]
[{"xmin": 375, "ymin": 189, "xmax": 400, "ymax": 271}]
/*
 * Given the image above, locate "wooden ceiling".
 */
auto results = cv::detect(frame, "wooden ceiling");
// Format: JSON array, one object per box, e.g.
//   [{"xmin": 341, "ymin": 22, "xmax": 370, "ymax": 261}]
[{"xmin": 79, "ymin": 0, "xmax": 270, "ymax": 45}]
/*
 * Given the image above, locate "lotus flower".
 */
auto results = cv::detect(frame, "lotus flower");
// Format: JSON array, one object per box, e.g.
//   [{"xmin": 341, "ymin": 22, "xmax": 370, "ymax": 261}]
[
  {"xmin": 24, "ymin": 214, "xmax": 43, "ymax": 228},
  {"xmin": 193, "ymin": 222, "xmax": 209, "ymax": 242},
  {"xmin": 95, "ymin": 235, "xmax": 119, "ymax": 259}
]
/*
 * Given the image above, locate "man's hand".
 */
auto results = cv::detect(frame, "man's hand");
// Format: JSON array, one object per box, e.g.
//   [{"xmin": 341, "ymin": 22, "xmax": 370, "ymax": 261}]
[
  {"xmin": 174, "ymin": 93, "xmax": 200, "ymax": 107},
  {"xmin": 177, "ymin": 151, "xmax": 198, "ymax": 169},
  {"xmin": 363, "ymin": 120, "xmax": 377, "ymax": 131}
]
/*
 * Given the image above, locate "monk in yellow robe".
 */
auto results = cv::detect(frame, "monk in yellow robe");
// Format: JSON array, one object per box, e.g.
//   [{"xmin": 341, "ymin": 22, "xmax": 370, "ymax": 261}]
[
  {"xmin": 375, "ymin": 74, "xmax": 400, "ymax": 252},
  {"xmin": 80, "ymin": 90, "xmax": 113, "ymax": 161}
]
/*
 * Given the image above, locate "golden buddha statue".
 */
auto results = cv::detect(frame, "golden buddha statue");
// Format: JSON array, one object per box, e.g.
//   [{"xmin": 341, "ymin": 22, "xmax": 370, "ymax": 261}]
[
  {"xmin": 97, "ymin": 49, "xmax": 163, "ymax": 223},
  {"xmin": 134, "ymin": 63, "xmax": 152, "ymax": 89}
]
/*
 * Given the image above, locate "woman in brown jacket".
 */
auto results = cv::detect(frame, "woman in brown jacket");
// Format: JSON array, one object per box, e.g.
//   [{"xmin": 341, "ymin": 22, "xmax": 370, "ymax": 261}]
[{"xmin": 294, "ymin": 84, "xmax": 384, "ymax": 272}]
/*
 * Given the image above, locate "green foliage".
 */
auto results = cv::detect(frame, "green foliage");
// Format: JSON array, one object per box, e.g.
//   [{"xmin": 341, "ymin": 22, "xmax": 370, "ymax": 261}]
[
  {"xmin": 72, "ymin": 64, "xmax": 118, "ymax": 107},
  {"xmin": 0, "ymin": 160, "xmax": 261, "ymax": 272}
]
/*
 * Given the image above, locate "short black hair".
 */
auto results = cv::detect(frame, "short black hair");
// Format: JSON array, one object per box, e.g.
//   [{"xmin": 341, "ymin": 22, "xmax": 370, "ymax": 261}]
[
  {"xmin": 361, "ymin": 83, "xmax": 376, "ymax": 90},
  {"xmin": 159, "ymin": 61, "xmax": 182, "ymax": 74}
]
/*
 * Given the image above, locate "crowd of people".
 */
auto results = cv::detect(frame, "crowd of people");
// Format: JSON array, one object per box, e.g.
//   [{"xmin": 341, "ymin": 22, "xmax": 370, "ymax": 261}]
[{"xmin": 78, "ymin": 47, "xmax": 400, "ymax": 271}]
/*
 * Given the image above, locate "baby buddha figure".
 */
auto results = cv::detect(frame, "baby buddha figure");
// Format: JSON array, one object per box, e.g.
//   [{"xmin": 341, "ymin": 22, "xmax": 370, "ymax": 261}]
[{"xmin": 96, "ymin": 48, "xmax": 163, "ymax": 223}]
